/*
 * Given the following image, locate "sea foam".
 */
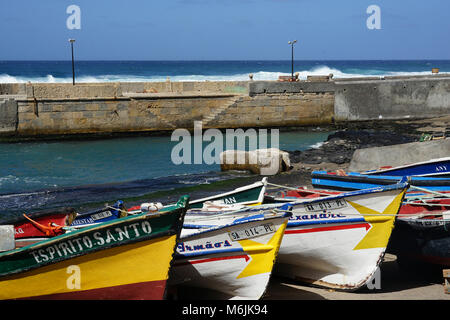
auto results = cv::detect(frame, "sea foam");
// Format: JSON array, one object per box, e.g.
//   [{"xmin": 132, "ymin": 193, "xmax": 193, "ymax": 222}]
[{"xmin": 0, "ymin": 65, "xmax": 435, "ymax": 83}]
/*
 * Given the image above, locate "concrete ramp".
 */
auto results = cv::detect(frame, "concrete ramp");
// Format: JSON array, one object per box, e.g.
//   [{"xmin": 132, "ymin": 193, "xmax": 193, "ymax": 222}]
[{"xmin": 348, "ymin": 139, "xmax": 450, "ymax": 172}]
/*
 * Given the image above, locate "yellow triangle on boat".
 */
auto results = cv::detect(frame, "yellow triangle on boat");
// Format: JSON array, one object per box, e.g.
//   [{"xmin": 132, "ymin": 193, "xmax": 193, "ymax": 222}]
[
  {"xmin": 350, "ymin": 190, "xmax": 405, "ymax": 250},
  {"xmin": 236, "ymin": 222, "xmax": 287, "ymax": 279}
]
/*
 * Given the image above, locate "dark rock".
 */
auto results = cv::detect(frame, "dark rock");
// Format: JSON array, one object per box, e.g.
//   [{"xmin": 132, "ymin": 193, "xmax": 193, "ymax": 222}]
[{"xmin": 286, "ymin": 126, "xmax": 417, "ymax": 165}]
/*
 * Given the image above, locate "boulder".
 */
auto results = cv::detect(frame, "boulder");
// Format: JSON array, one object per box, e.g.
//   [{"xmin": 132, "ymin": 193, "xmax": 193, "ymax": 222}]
[{"xmin": 220, "ymin": 148, "xmax": 291, "ymax": 175}]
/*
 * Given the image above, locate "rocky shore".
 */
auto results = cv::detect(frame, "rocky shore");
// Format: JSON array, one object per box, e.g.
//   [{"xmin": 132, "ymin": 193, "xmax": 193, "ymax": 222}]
[
  {"xmin": 276, "ymin": 116, "xmax": 450, "ymax": 188},
  {"xmin": 137, "ymin": 116, "xmax": 450, "ymax": 207}
]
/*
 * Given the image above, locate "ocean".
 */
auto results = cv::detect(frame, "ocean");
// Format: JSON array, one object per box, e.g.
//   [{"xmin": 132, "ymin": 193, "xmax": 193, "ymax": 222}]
[
  {"xmin": 0, "ymin": 60, "xmax": 448, "ymax": 219},
  {"xmin": 1, "ymin": 60, "xmax": 449, "ymax": 83},
  {"xmin": 0, "ymin": 127, "xmax": 332, "ymax": 219}
]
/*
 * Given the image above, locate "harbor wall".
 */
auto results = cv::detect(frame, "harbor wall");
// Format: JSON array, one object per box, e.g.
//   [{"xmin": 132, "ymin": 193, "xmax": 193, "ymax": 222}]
[
  {"xmin": 0, "ymin": 74, "xmax": 449, "ymax": 137},
  {"xmin": 334, "ymin": 75, "xmax": 450, "ymax": 121},
  {"xmin": 0, "ymin": 81, "xmax": 334, "ymax": 136}
]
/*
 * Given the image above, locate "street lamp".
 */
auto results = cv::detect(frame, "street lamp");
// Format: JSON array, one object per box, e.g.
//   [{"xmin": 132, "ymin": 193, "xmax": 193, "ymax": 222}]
[
  {"xmin": 288, "ymin": 40, "xmax": 297, "ymax": 81},
  {"xmin": 69, "ymin": 39, "xmax": 76, "ymax": 85}
]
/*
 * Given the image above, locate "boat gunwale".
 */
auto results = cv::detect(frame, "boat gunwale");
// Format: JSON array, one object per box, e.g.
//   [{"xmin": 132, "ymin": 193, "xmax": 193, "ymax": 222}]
[
  {"xmin": 363, "ymin": 157, "xmax": 450, "ymax": 175},
  {"xmin": 189, "ymin": 178, "xmax": 267, "ymax": 205}
]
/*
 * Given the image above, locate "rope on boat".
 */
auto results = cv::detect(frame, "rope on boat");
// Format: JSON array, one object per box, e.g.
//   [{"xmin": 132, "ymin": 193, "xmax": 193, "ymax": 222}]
[
  {"xmin": 271, "ymin": 209, "xmax": 450, "ymax": 219},
  {"xmin": 266, "ymin": 181, "xmax": 450, "ymax": 211},
  {"xmin": 186, "ymin": 204, "xmax": 450, "ymax": 219},
  {"xmin": 409, "ymin": 185, "xmax": 450, "ymax": 199},
  {"xmin": 105, "ymin": 205, "xmax": 131, "ymax": 215},
  {"xmin": 265, "ymin": 182, "xmax": 334, "ymax": 196},
  {"xmin": 403, "ymin": 201, "xmax": 450, "ymax": 207}
]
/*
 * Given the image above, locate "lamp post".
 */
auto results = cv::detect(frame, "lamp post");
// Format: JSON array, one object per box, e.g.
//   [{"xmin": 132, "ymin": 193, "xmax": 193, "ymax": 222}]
[
  {"xmin": 69, "ymin": 39, "xmax": 76, "ymax": 85},
  {"xmin": 288, "ymin": 40, "xmax": 297, "ymax": 80}
]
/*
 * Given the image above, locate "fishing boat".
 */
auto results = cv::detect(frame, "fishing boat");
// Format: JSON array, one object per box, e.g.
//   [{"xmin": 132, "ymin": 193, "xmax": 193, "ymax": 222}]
[
  {"xmin": 0, "ymin": 196, "xmax": 188, "ymax": 300},
  {"xmin": 362, "ymin": 157, "xmax": 450, "ymax": 177},
  {"xmin": 274, "ymin": 184, "xmax": 450, "ymax": 213},
  {"xmin": 185, "ymin": 177, "xmax": 267, "ymax": 209},
  {"xmin": 273, "ymin": 181, "xmax": 408, "ymax": 290},
  {"xmin": 275, "ymin": 183, "xmax": 450, "ymax": 269},
  {"xmin": 5, "ymin": 201, "xmax": 127, "ymax": 248},
  {"xmin": 70, "ymin": 200, "xmax": 127, "ymax": 228},
  {"xmin": 311, "ymin": 171, "xmax": 450, "ymax": 192},
  {"xmin": 126, "ymin": 178, "xmax": 267, "ymax": 216},
  {"xmin": 387, "ymin": 194, "xmax": 450, "ymax": 267},
  {"xmin": 388, "ymin": 212, "xmax": 450, "ymax": 267},
  {"xmin": 178, "ymin": 180, "xmax": 409, "ymax": 291},
  {"xmin": 6, "ymin": 207, "xmax": 77, "ymax": 248},
  {"xmin": 169, "ymin": 211, "xmax": 290, "ymax": 300}
]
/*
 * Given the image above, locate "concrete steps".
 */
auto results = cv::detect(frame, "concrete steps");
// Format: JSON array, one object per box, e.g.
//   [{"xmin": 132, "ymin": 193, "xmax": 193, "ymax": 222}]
[{"xmin": 202, "ymin": 97, "xmax": 238, "ymax": 126}]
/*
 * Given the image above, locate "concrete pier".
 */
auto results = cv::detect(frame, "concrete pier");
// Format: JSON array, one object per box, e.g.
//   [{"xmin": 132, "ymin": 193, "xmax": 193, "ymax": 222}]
[{"xmin": 0, "ymin": 74, "xmax": 449, "ymax": 137}]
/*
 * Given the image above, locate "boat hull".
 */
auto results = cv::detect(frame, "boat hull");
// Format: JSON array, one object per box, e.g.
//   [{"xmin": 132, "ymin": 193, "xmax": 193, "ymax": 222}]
[
  {"xmin": 388, "ymin": 217, "xmax": 450, "ymax": 267},
  {"xmin": 0, "ymin": 197, "xmax": 188, "ymax": 300},
  {"xmin": 275, "ymin": 185, "xmax": 407, "ymax": 290},
  {"xmin": 188, "ymin": 178, "xmax": 267, "ymax": 209},
  {"xmin": 2, "ymin": 237, "xmax": 174, "ymax": 300},
  {"xmin": 14, "ymin": 214, "xmax": 72, "ymax": 248},
  {"xmin": 170, "ymin": 213, "xmax": 289, "ymax": 299},
  {"xmin": 312, "ymin": 171, "xmax": 450, "ymax": 192},
  {"xmin": 364, "ymin": 157, "xmax": 450, "ymax": 177}
]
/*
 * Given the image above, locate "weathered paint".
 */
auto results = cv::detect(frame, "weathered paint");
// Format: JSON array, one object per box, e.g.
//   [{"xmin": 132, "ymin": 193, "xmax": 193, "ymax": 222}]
[
  {"xmin": 170, "ymin": 213, "xmax": 289, "ymax": 299},
  {"xmin": 0, "ymin": 196, "xmax": 188, "ymax": 300},
  {"xmin": 274, "ymin": 186, "xmax": 407, "ymax": 290}
]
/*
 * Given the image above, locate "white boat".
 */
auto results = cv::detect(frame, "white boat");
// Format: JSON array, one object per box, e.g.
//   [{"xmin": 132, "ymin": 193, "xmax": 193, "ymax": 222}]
[
  {"xmin": 276, "ymin": 182, "xmax": 408, "ymax": 290},
  {"xmin": 169, "ymin": 211, "xmax": 290, "ymax": 299},
  {"xmin": 182, "ymin": 181, "xmax": 409, "ymax": 291}
]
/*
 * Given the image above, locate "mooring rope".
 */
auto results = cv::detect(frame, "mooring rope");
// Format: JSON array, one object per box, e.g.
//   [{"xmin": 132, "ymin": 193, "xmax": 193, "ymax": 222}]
[
  {"xmin": 409, "ymin": 185, "xmax": 450, "ymax": 198},
  {"xmin": 266, "ymin": 182, "xmax": 336, "ymax": 196}
]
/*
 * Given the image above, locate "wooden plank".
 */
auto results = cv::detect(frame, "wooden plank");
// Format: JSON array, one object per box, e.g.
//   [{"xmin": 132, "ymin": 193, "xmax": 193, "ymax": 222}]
[
  {"xmin": 307, "ymin": 75, "xmax": 332, "ymax": 82},
  {"xmin": 444, "ymin": 269, "xmax": 450, "ymax": 294}
]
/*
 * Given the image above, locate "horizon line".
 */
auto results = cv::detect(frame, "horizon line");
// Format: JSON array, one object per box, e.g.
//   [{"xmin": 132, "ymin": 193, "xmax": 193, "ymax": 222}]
[{"xmin": 1, "ymin": 59, "xmax": 450, "ymax": 62}]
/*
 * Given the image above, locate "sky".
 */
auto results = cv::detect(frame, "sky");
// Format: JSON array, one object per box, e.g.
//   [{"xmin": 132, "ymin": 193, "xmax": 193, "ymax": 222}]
[{"xmin": 0, "ymin": 0, "xmax": 449, "ymax": 60}]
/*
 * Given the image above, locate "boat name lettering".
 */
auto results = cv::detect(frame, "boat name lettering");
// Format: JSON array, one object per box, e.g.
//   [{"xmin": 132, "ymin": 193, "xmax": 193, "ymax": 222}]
[
  {"xmin": 223, "ymin": 197, "xmax": 237, "ymax": 204},
  {"xmin": 71, "ymin": 217, "xmax": 95, "ymax": 226},
  {"xmin": 29, "ymin": 221, "xmax": 153, "ymax": 264},
  {"xmin": 436, "ymin": 165, "xmax": 447, "ymax": 172},
  {"xmin": 91, "ymin": 210, "xmax": 113, "ymax": 221},
  {"xmin": 291, "ymin": 213, "xmax": 345, "ymax": 221},
  {"xmin": 177, "ymin": 240, "xmax": 232, "ymax": 252},
  {"xmin": 14, "ymin": 228, "xmax": 24, "ymax": 235}
]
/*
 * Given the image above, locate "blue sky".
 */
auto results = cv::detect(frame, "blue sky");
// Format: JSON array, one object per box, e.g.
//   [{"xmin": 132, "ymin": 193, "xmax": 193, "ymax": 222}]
[{"xmin": 1, "ymin": 0, "xmax": 449, "ymax": 60}]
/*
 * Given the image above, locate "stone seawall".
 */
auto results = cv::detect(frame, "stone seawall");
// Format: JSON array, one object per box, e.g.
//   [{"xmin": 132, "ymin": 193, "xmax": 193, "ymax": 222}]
[
  {"xmin": 0, "ymin": 74, "xmax": 449, "ymax": 137},
  {"xmin": 334, "ymin": 75, "xmax": 450, "ymax": 121},
  {"xmin": 0, "ymin": 81, "xmax": 334, "ymax": 136}
]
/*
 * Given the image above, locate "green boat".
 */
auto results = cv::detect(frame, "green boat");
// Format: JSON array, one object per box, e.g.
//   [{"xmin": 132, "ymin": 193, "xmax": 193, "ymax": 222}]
[
  {"xmin": 0, "ymin": 196, "xmax": 189, "ymax": 300},
  {"xmin": 188, "ymin": 178, "xmax": 267, "ymax": 209}
]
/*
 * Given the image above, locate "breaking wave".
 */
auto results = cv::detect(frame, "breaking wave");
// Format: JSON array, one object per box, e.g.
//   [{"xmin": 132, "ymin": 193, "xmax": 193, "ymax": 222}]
[{"xmin": 0, "ymin": 65, "xmax": 436, "ymax": 83}]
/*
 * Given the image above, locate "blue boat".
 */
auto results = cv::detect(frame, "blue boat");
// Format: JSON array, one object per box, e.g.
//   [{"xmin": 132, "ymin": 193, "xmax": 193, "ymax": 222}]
[
  {"xmin": 362, "ymin": 157, "xmax": 450, "ymax": 177},
  {"xmin": 70, "ymin": 200, "xmax": 126, "ymax": 227},
  {"xmin": 311, "ymin": 171, "xmax": 450, "ymax": 192}
]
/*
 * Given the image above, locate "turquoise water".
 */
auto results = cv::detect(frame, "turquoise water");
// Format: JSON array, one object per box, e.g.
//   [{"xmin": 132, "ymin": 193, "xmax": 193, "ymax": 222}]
[{"xmin": 0, "ymin": 130, "xmax": 332, "ymax": 216}]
